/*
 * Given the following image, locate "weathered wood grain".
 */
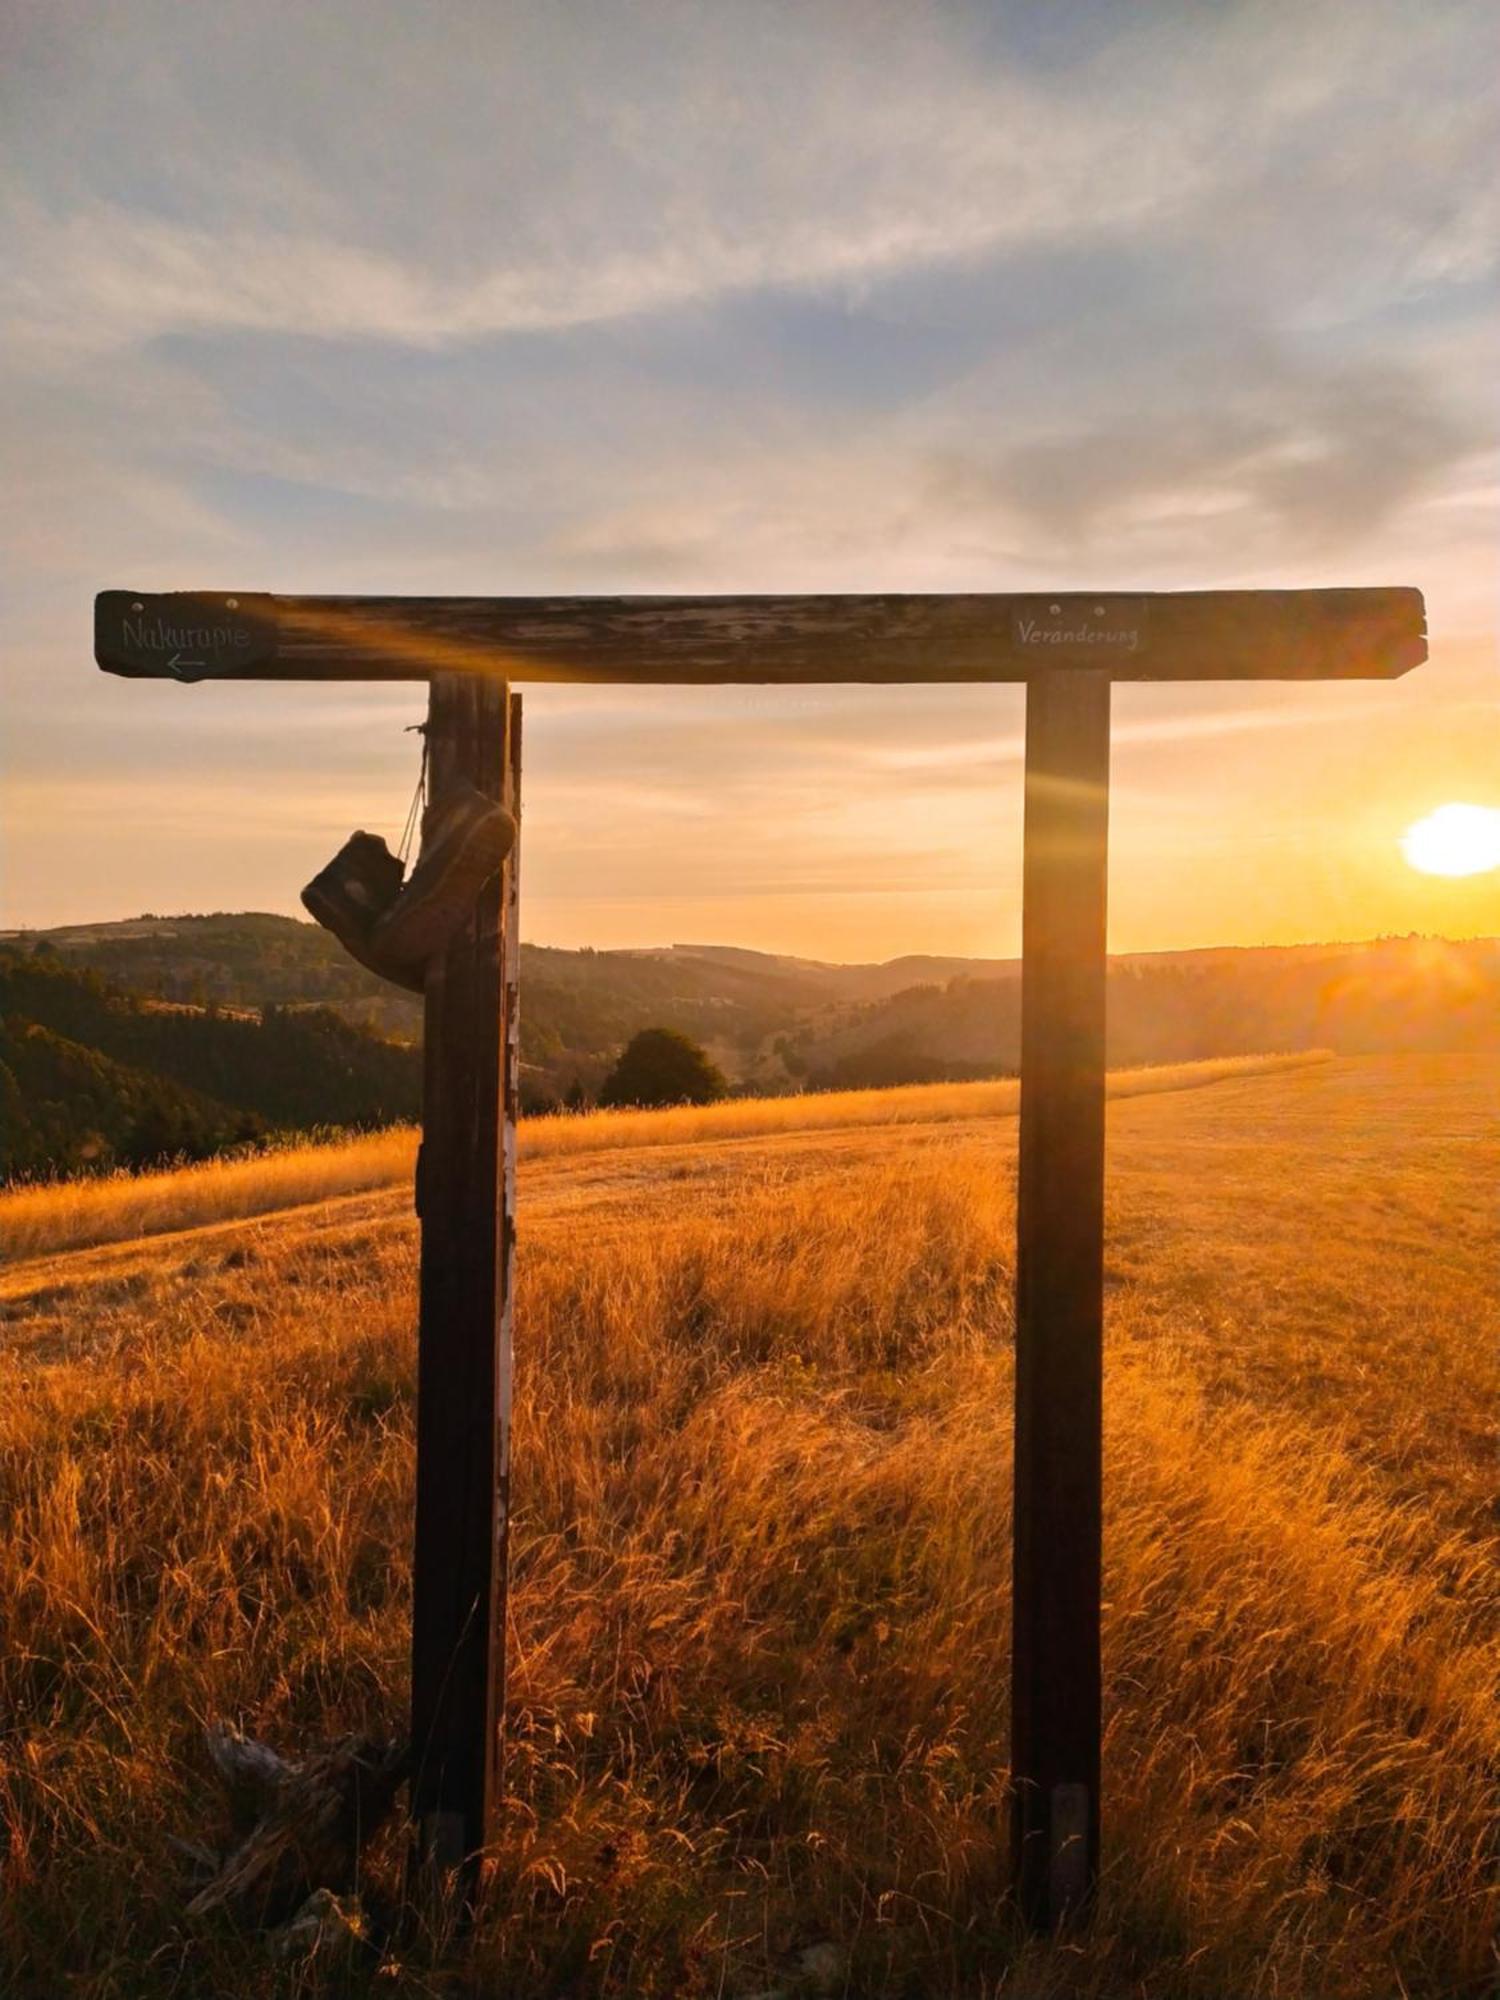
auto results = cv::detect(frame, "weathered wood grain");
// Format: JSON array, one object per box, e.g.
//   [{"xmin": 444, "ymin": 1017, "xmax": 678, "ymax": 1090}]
[
  {"xmin": 95, "ymin": 586, "xmax": 1427, "ymax": 684},
  {"xmin": 409, "ymin": 675, "xmax": 517, "ymax": 1883},
  {"xmin": 1010, "ymin": 669, "xmax": 1111, "ymax": 1929}
]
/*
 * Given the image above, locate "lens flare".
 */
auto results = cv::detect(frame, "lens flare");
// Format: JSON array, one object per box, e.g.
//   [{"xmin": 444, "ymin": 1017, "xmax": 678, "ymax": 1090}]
[{"xmin": 1400, "ymin": 803, "xmax": 1500, "ymax": 878}]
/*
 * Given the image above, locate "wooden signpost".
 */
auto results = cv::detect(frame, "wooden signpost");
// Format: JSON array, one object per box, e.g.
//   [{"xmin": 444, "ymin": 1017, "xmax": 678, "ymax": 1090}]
[
  {"xmin": 97, "ymin": 583, "xmax": 1425, "ymax": 1928},
  {"xmin": 409, "ymin": 673, "xmax": 521, "ymax": 1872}
]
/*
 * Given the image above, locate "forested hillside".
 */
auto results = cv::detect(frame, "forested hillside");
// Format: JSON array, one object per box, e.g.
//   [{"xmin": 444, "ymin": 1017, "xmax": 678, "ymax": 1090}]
[
  {"xmin": 0, "ymin": 952, "xmax": 420, "ymax": 1179},
  {"xmin": 5, "ymin": 916, "xmax": 1497, "ymax": 1180},
  {"xmin": 795, "ymin": 935, "xmax": 1500, "ymax": 1086}
]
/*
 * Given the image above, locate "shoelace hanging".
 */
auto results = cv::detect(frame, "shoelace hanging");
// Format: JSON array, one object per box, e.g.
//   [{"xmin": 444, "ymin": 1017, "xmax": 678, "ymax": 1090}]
[{"xmin": 397, "ymin": 723, "xmax": 428, "ymax": 869}]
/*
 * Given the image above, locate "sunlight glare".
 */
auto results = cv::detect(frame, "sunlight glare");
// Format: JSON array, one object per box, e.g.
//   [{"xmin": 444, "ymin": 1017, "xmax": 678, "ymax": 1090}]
[{"xmin": 1400, "ymin": 803, "xmax": 1500, "ymax": 878}]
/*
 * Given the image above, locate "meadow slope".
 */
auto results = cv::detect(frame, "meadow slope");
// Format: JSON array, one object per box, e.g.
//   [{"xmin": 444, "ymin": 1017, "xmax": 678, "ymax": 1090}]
[
  {"xmin": 1, "ymin": 1054, "xmax": 1496, "ymax": 1998},
  {"xmin": 0, "ymin": 1051, "xmax": 1325, "ymax": 1265}
]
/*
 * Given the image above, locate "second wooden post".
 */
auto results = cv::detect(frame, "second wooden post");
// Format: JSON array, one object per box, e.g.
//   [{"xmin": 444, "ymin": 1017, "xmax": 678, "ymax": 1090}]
[
  {"xmin": 1010, "ymin": 667, "xmax": 1111, "ymax": 1928},
  {"xmin": 410, "ymin": 672, "xmax": 521, "ymax": 1880}
]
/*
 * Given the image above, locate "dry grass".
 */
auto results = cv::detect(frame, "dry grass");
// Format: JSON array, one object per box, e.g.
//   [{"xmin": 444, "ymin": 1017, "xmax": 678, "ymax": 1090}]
[
  {"xmin": 520, "ymin": 1049, "xmax": 1328, "ymax": 1160},
  {"xmin": 0, "ymin": 1126, "xmax": 420, "ymax": 1267},
  {"xmin": 1, "ymin": 1053, "xmax": 1495, "ymax": 1997},
  {"xmin": 0, "ymin": 1051, "xmax": 1326, "ymax": 1265}
]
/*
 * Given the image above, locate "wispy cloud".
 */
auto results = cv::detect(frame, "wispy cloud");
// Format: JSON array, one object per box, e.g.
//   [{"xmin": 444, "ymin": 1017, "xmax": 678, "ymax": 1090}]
[{"xmin": 5, "ymin": 1, "xmax": 1495, "ymax": 356}]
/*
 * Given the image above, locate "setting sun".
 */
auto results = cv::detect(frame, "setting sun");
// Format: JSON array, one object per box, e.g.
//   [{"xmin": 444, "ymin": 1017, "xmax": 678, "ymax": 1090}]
[{"xmin": 1400, "ymin": 803, "xmax": 1500, "ymax": 878}]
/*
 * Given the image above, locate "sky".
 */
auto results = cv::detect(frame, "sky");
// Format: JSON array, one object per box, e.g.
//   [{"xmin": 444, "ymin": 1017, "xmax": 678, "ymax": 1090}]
[{"xmin": 2, "ymin": 0, "xmax": 1497, "ymax": 959}]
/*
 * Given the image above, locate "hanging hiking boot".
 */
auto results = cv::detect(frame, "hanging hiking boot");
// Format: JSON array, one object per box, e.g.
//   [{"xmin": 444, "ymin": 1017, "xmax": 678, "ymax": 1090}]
[
  {"xmin": 301, "ymin": 830, "xmax": 403, "ymax": 943},
  {"xmin": 371, "ymin": 781, "xmax": 516, "ymax": 972},
  {"xmin": 300, "ymin": 831, "xmax": 425, "ymax": 992}
]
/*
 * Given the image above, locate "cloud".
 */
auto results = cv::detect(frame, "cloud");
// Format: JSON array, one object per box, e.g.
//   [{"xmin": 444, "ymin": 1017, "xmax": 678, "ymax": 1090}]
[
  {"xmin": 3, "ymin": 0, "xmax": 1497, "ymax": 946},
  {"xmin": 1, "ymin": 4, "xmax": 1176, "ymax": 357},
  {"xmin": 5, "ymin": 1, "xmax": 1495, "ymax": 357},
  {"xmin": 927, "ymin": 352, "xmax": 1473, "ymax": 558}
]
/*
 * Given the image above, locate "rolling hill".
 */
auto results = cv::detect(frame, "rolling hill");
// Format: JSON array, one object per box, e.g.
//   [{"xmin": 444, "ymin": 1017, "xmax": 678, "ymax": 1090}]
[{"xmin": 5, "ymin": 915, "xmax": 1499, "ymax": 1178}]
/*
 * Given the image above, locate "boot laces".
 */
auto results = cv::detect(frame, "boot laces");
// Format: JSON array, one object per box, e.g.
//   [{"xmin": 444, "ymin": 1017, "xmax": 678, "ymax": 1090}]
[{"xmin": 397, "ymin": 724, "xmax": 428, "ymax": 869}]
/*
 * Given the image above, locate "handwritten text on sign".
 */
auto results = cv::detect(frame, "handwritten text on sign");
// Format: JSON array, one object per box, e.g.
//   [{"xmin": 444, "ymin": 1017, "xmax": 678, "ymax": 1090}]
[
  {"xmin": 1012, "ymin": 598, "xmax": 1148, "ymax": 660},
  {"xmin": 95, "ymin": 592, "xmax": 277, "ymax": 680}
]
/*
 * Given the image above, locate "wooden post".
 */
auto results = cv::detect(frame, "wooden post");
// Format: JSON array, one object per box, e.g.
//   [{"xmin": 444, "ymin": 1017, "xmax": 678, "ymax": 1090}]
[
  {"xmin": 1010, "ymin": 668, "xmax": 1111, "ymax": 1928},
  {"xmin": 409, "ymin": 673, "xmax": 520, "ymax": 1882}
]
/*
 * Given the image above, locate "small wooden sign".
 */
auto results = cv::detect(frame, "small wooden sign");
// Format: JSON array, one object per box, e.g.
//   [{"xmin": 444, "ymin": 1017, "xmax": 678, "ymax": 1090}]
[
  {"xmin": 95, "ymin": 591, "xmax": 277, "ymax": 682},
  {"xmin": 1012, "ymin": 597, "xmax": 1148, "ymax": 661}
]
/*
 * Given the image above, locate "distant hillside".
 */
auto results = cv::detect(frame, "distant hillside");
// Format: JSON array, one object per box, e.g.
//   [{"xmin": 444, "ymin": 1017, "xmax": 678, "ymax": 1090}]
[
  {"xmin": 2, "ymin": 916, "xmax": 870, "ymax": 1103},
  {"xmin": 8, "ymin": 913, "xmax": 424, "ymax": 1038},
  {"xmin": 793, "ymin": 936, "xmax": 1500, "ymax": 1085},
  {"xmin": 0, "ymin": 950, "xmax": 421, "ymax": 1179},
  {"xmin": 4, "ymin": 917, "xmax": 1498, "ymax": 1175},
  {"xmin": 659, "ymin": 942, "xmax": 1018, "ymax": 1001}
]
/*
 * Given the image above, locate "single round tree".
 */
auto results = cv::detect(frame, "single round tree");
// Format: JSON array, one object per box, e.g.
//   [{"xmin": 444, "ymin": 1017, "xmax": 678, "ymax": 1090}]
[{"xmin": 600, "ymin": 1027, "xmax": 728, "ymax": 1109}]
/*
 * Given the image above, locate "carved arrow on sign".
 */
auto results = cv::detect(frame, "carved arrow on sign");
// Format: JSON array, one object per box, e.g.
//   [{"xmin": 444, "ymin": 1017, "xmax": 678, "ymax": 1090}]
[{"xmin": 95, "ymin": 592, "xmax": 279, "ymax": 680}]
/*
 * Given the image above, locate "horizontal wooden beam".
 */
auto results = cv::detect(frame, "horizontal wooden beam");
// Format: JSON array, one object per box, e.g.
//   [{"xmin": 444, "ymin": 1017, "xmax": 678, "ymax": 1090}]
[{"xmin": 95, "ymin": 586, "xmax": 1426, "ymax": 685}]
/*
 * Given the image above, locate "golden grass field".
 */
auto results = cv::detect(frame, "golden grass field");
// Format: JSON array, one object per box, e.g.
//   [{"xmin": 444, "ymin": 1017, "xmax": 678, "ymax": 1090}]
[
  {"xmin": 1, "ymin": 1052, "xmax": 1496, "ymax": 1997},
  {"xmin": 0, "ymin": 1052, "xmax": 1325, "ymax": 1266}
]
